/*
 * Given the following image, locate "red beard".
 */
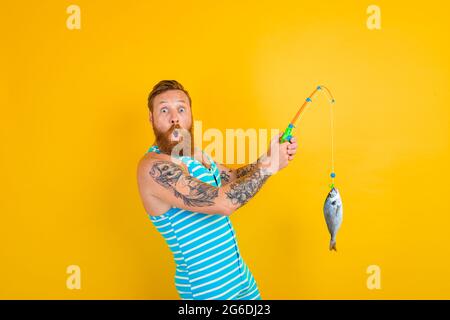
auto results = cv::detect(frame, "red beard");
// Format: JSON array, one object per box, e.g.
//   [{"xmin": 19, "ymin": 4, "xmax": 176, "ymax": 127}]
[{"xmin": 153, "ymin": 123, "xmax": 194, "ymax": 157}]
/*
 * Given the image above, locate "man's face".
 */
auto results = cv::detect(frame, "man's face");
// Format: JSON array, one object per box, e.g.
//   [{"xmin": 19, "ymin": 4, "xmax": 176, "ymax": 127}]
[{"xmin": 150, "ymin": 89, "xmax": 193, "ymax": 155}]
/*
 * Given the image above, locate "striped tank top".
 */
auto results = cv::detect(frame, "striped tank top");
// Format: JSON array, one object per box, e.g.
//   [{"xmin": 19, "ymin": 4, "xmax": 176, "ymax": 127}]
[{"xmin": 146, "ymin": 145, "xmax": 261, "ymax": 300}]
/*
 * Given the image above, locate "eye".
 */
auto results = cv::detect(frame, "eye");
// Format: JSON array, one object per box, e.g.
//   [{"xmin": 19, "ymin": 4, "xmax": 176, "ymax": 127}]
[
  {"xmin": 179, "ymin": 107, "xmax": 185, "ymax": 113},
  {"xmin": 161, "ymin": 107, "xmax": 168, "ymax": 113},
  {"xmin": 331, "ymin": 201, "xmax": 336, "ymax": 205}
]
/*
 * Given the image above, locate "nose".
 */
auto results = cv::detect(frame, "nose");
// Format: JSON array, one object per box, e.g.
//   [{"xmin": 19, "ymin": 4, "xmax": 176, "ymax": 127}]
[{"xmin": 169, "ymin": 110, "xmax": 180, "ymax": 125}]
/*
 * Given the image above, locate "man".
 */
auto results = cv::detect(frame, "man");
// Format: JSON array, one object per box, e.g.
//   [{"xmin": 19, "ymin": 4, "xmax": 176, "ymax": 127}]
[{"xmin": 137, "ymin": 80, "xmax": 297, "ymax": 300}]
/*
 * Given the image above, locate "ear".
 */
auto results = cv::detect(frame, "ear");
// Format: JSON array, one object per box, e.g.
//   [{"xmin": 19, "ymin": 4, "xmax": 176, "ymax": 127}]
[{"xmin": 149, "ymin": 112, "xmax": 153, "ymax": 123}]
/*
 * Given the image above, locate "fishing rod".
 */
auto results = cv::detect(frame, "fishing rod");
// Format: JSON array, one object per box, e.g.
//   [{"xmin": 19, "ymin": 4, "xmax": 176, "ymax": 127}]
[
  {"xmin": 278, "ymin": 85, "xmax": 343, "ymax": 251},
  {"xmin": 280, "ymin": 85, "xmax": 337, "ymax": 188}
]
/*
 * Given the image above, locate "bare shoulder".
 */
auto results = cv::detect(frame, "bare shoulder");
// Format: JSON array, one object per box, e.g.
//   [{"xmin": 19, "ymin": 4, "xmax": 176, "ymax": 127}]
[
  {"xmin": 136, "ymin": 152, "xmax": 177, "ymax": 216},
  {"xmin": 137, "ymin": 152, "xmax": 168, "ymax": 173},
  {"xmin": 137, "ymin": 152, "xmax": 188, "ymax": 180}
]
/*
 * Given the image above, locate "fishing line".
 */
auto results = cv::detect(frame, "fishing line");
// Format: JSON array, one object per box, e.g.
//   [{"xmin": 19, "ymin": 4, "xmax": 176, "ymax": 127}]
[
  {"xmin": 280, "ymin": 85, "xmax": 336, "ymax": 189},
  {"xmin": 329, "ymin": 90, "xmax": 335, "ymax": 189}
]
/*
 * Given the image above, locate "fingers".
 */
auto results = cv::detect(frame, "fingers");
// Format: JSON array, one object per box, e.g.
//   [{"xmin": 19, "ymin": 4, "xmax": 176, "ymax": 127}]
[
  {"xmin": 287, "ymin": 136, "xmax": 297, "ymax": 160},
  {"xmin": 287, "ymin": 143, "xmax": 297, "ymax": 152},
  {"xmin": 272, "ymin": 135, "xmax": 299, "ymax": 165},
  {"xmin": 287, "ymin": 139, "xmax": 297, "ymax": 155},
  {"xmin": 288, "ymin": 137, "xmax": 297, "ymax": 147}
]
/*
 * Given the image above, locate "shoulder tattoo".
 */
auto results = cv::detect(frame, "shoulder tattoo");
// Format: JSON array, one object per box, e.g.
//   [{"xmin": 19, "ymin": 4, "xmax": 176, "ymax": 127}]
[{"xmin": 149, "ymin": 161, "xmax": 219, "ymax": 207}]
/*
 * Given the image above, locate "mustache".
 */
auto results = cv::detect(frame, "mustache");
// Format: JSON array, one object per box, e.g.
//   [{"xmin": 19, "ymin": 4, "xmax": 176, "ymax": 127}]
[
  {"xmin": 153, "ymin": 123, "xmax": 194, "ymax": 156},
  {"xmin": 167, "ymin": 124, "xmax": 182, "ymax": 134},
  {"xmin": 154, "ymin": 123, "xmax": 191, "ymax": 143}
]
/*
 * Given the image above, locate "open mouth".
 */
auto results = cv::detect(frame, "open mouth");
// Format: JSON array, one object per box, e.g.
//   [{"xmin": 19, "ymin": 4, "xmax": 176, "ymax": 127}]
[{"xmin": 171, "ymin": 128, "xmax": 181, "ymax": 140}]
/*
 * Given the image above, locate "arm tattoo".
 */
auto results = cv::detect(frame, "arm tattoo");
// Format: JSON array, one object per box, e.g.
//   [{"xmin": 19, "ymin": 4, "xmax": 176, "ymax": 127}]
[
  {"xmin": 219, "ymin": 170, "xmax": 231, "ymax": 184},
  {"xmin": 149, "ymin": 161, "xmax": 219, "ymax": 207},
  {"xmin": 221, "ymin": 156, "xmax": 264, "ymax": 186},
  {"xmin": 225, "ymin": 167, "xmax": 270, "ymax": 206},
  {"xmin": 235, "ymin": 154, "xmax": 266, "ymax": 178},
  {"xmin": 235, "ymin": 163, "xmax": 258, "ymax": 178}
]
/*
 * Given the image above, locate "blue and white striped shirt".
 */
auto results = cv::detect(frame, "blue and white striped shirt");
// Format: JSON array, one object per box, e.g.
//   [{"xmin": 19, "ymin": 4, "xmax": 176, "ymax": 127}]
[{"xmin": 147, "ymin": 145, "xmax": 261, "ymax": 300}]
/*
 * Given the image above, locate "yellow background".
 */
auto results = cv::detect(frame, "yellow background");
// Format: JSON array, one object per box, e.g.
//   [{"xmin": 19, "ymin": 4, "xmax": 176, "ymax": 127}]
[{"xmin": 1, "ymin": 0, "xmax": 449, "ymax": 299}]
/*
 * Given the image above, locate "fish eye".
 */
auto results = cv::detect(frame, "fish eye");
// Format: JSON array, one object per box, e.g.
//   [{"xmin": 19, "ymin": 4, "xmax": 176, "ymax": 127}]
[{"xmin": 331, "ymin": 201, "xmax": 336, "ymax": 205}]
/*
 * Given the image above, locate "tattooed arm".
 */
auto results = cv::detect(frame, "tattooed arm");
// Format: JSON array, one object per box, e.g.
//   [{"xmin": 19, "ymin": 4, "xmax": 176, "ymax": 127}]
[
  {"xmin": 137, "ymin": 156, "xmax": 275, "ymax": 216},
  {"xmin": 216, "ymin": 159, "xmax": 261, "ymax": 186},
  {"xmin": 137, "ymin": 135, "xmax": 297, "ymax": 216},
  {"xmin": 216, "ymin": 136, "xmax": 298, "ymax": 185}
]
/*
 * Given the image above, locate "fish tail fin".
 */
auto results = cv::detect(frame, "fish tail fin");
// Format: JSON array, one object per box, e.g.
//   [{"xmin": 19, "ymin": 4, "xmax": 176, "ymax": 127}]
[{"xmin": 329, "ymin": 240, "xmax": 337, "ymax": 251}]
